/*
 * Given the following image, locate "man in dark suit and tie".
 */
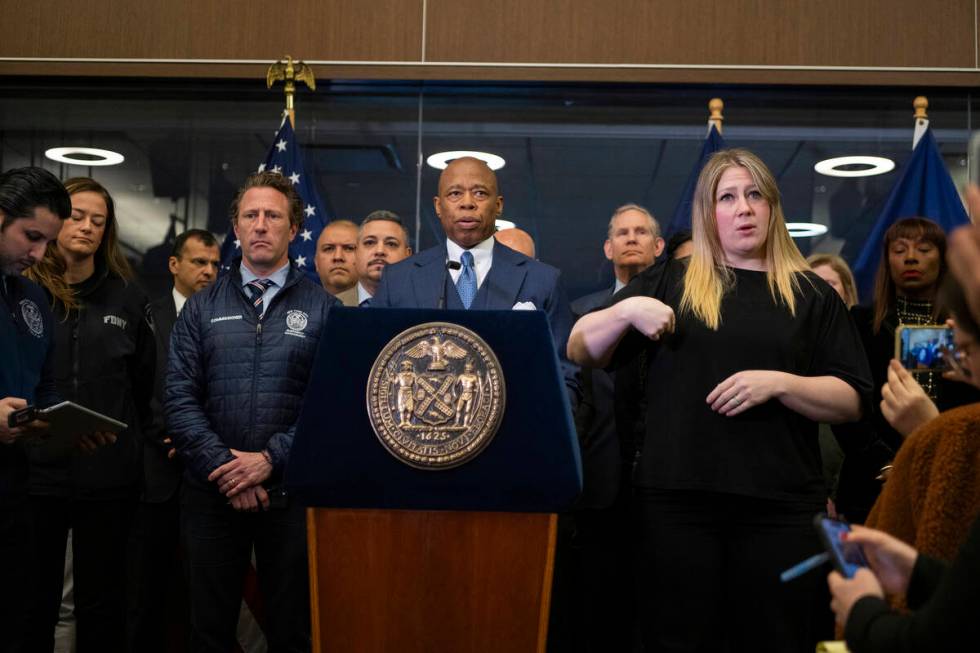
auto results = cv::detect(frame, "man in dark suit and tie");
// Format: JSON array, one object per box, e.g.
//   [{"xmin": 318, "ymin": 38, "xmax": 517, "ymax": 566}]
[
  {"xmin": 129, "ymin": 228, "xmax": 219, "ymax": 653},
  {"xmin": 556, "ymin": 204, "xmax": 663, "ymax": 652},
  {"xmin": 372, "ymin": 156, "xmax": 578, "ymax": 399}
]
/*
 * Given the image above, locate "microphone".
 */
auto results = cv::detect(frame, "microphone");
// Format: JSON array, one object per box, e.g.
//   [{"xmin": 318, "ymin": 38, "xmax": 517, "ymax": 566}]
[{"xmin": 438, "ymin": 260, "xmax": 462, "ymax": 309}]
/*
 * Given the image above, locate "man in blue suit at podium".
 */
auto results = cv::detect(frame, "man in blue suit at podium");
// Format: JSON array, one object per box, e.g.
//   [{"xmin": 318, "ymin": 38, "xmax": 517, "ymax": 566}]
[{"xmin": 372, "ymin": 156, "xmax": 578, "ymax": 402}]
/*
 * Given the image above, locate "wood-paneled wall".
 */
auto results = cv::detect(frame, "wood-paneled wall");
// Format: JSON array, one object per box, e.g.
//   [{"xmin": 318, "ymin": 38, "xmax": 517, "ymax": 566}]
[{"xmin": 1, "ymin": 0, "xmax": 977, "ymax": 85}]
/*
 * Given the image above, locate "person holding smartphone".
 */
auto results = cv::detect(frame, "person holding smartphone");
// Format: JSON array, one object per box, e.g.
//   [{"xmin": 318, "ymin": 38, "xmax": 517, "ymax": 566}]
[
  {"xmin": 827, "ymin": 518, "xmax": 980, "ymax": 651},
  {"xmin": 834, "ymin": 218, "xmax": 980, "ymax": 525},
  {"xmin": 568, "ymin": 149, "xmax": 872, "ymax": 651},
  {"xmin": 23, "ymin": 177, "xmax": 156, "ymax": 653}
]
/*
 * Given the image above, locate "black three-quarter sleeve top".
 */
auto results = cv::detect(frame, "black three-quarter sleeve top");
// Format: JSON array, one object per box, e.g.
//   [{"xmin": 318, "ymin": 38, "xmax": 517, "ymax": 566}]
[{"xmin": 609, "ymin": 258, "xmax": 873, "ymax": 503}]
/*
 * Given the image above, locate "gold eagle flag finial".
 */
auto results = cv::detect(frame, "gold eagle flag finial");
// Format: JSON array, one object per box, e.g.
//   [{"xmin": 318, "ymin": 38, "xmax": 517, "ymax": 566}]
[{"xmin": 266, "ymin": 55, "xmax": 317, "ymax": 127}]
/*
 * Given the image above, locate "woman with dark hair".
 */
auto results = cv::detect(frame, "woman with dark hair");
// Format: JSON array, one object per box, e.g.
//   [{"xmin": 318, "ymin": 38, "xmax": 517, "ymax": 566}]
[
  {"xmin": 834, "ymin": 218, "xmax": 980, "ymax": 525},
  {"xmin": 24, "ymin": 177, "xmax": 155, "ymax": 652},
  {"xmin": 569, "ymin": 149, "xmax": 872, "ymax": 651}
]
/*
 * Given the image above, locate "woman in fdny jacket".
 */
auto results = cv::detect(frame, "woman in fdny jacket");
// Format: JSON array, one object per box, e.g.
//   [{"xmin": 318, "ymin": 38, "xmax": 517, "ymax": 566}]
[{"xmin": 24, "ymin": 177, "xmax": 155, "ymax": 653}]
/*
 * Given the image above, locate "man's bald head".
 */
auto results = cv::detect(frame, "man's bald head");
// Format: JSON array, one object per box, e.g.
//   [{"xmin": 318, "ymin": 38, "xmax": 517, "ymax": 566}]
[
  {"xmin": 434, "ymin": 157, "xmax": 503, "ymax": 248},
  {"xmin": 495, "ymin": 227, "xmax": 536, "ymax": 258}
]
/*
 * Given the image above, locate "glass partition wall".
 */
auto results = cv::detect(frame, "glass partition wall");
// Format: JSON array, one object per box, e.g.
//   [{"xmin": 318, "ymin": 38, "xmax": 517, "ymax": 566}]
[{"xmin": 0, "ymin": 78, "xmax": 973, "ymax": 299}]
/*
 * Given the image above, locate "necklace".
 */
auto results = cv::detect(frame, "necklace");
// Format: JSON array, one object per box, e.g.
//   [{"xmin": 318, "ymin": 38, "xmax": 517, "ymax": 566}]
[
  {"xmin": 895, "ymin": 295, "xmax": 939, "ymax": 398},
  {"xmin": 895, "ymin": 295, "xmax": 934, "ymax": 326}
]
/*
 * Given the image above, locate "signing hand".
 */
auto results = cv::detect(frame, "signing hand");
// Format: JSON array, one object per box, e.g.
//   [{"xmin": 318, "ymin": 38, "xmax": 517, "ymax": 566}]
[
  {"xmin": 880, "ymin": 360, "xmax": 939, "ymax": 437},
  {"xmin": 229, "ymin": 485, "xmax": 270, "ymax": 512},
  {"xmin": 707, "ymin": 370, "xmax": 785, "ymax": 416},
  {"xmin": 208, "ymin": 449, "xmax": 273, "ymax": 497},
  {"xmin": 78, "ymin": 430, "xmax": 117, "ymax": 453},
  {"xmin": 828, "ymin": 568, "xmax": 884, "ymax": 627},
  {"xmin": 619, "ymin": 296, "xmax": 675, "ymax": 341}
]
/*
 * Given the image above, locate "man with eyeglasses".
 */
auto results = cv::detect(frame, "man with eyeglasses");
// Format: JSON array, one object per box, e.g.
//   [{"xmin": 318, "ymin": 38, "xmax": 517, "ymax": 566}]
[{"xmin": 167, "ymin": 171, "xmax": 335, "ymax": 652}]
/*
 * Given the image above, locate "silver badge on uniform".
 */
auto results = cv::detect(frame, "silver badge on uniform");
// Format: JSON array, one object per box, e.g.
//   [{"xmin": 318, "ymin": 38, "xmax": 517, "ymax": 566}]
[{"xmin": 19, "ymin": 299, "xmax": 44, "ymax": 337}]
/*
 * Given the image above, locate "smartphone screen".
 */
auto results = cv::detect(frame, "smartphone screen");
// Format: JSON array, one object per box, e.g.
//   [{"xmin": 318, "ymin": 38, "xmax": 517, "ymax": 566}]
[
  {"xmin": 894, "ymin": 325, "xmax": 954, "ymax": 372},
  {"xmin": 814, "ymin": 515, "xmax": 869, "ymax": 578}
]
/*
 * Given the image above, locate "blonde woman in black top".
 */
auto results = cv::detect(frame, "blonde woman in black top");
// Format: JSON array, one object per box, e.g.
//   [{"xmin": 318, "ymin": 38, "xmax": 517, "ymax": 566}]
[{"xmin": 569, "ymin": 149, "xmax": 872, "ymax": 652}]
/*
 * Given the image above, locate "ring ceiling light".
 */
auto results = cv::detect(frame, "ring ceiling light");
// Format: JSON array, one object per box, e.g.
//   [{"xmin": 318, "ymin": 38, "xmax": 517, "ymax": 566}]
[
  {"xmin": 45, "ymin": 147, "xmax": 125, "ymax": 167},
  {"xmin": 786, "ymin": 222, "xmax": 829, "ymax": 238},
  {"xmin": 814, "ymin": 156, "xmax": 894, "ymax": 178},
  {"xmin": 426, "ymin": 150, "xmax": 506, "ymax": 170}
]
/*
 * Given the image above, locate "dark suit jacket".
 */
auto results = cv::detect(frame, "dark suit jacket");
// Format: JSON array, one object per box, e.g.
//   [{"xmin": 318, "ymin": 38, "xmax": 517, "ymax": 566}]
[
  {"xmin": 372, "ymin": 241, "xmax": 580, "ymax": 404},
  {"xmin": 144, "ymin": 293, "xmax": 181, "ymax": 503},
  {"xmin": 570, "ymin": 287, "xmax": 623, "ymax": 509}
]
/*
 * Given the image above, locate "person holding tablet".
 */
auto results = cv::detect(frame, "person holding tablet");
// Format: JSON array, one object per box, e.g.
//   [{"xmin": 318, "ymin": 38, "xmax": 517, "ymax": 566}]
[
  {"xmin": 24, "ymin": 177, "xmax": 155, "ymax": 653},
  {"xmin": 0, "ymin": 167, "xmax": 71, "ymax": 653}
]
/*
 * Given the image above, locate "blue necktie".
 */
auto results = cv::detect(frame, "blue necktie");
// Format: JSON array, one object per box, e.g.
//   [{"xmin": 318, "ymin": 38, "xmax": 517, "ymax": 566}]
[
  {"xmin": 456, "ymin": 251, "xmax": 477, "ymax": 309},
  {"xmin": 245, "ymin": 278, "xmax": 274, "ymax": 317}
]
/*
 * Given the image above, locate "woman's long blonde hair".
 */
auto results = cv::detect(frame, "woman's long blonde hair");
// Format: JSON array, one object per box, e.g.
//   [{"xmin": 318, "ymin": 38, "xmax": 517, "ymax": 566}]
[{"xmin": 680, "ymin": 148, "xmax": 809, "ymax": 329}]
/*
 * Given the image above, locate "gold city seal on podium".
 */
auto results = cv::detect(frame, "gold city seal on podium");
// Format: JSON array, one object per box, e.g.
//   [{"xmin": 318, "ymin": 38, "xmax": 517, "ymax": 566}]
[{"xmin": 367, "ymin": 322, "xmax": 506, "ymax": 469}]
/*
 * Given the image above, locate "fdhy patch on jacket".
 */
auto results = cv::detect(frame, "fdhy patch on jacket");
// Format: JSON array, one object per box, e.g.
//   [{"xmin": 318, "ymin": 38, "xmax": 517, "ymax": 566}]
[
  {"xmin": 284, "ymin": 309, "xmax": 309, "ymax": 338},
  {"xmin": 103, "ymin": 314, "xmax": 128, "ymax": 330}
]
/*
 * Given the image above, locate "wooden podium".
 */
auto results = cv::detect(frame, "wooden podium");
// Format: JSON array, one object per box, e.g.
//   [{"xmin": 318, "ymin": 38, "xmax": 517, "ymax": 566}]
[
  {"xmin": 288, "ymin": 308, "xmax": 582, "ymax": 653},
  {"xmin": 307, "ymin": 509, "xmax": 556, "ymax": 652}
]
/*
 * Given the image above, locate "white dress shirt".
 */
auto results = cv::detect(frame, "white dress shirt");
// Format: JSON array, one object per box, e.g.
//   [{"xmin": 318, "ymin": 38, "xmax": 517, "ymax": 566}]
[{"xmin": 446, "ymin": 235, "xmax": 495, "ymax": 290}]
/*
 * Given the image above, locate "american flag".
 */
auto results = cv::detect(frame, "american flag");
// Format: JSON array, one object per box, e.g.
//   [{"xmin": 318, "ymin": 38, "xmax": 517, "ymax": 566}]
[{"xmin": 220, "ymin": 114, "xmax": 328, "ymax": 283}]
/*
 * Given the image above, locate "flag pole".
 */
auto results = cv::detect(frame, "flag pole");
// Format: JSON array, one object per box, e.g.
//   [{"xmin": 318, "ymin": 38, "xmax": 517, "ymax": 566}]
[
  {"xmin": 912, "ymin": 95, "xmax": 929, "ymax": 149},
  {"xmin": 267, "ymin": 55, "xmax": 317, "ymax": 128},
  {"xmin": 708, "ymin": 98, "xmax": 724, "ymax": 135}
]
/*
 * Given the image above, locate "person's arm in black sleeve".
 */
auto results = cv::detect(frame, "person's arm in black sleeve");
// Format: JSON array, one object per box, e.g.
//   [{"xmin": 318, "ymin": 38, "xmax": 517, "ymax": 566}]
[
  {"xmin": 166, "ymin": 295, "xmax": 233, "ymax": 484},
  {"xmin": 569, "ymin": 258, "xmax": 673, "ymax": 371},
  {"xmin": 845, "ymin": 516, "xmax": 980, "ymax": 653}
]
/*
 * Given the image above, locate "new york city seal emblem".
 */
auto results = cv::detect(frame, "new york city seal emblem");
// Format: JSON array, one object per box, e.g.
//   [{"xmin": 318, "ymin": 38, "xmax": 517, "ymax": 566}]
[{"xmin": 367, "ymin": 322, "xmax": 505, "ymax": 469}]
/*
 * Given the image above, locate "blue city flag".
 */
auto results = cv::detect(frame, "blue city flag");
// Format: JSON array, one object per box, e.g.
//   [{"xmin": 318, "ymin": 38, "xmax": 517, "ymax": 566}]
[
  {"xmin": 220, "ymin": 116, "xmax": 328, "ymax": 282},
  {"xmin": 852, "ymin": 128, "xmax": 970, "ymax": 301},
  {"xmin": 665, "ymin": 123, "xmax": 727, "ymax": 236}
]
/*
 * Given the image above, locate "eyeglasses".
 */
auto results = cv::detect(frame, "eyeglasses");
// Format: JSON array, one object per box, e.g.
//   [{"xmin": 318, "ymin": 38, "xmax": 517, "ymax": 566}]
[{"xmin": 940, "ymin": 343, "xmax": 973, "ymax": 379}]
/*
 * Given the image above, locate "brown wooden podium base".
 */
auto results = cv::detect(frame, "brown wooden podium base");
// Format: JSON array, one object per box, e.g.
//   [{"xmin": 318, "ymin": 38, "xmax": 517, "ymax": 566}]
[{"xmin": 307, "ymin": 508, "xmax": 557, "ymax": 653}]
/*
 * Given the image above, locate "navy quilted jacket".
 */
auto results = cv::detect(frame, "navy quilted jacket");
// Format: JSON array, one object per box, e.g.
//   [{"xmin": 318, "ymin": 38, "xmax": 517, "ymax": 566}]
[{"xmin": 166, "ymin": 261, "xmax": 335, "ymax": 490}]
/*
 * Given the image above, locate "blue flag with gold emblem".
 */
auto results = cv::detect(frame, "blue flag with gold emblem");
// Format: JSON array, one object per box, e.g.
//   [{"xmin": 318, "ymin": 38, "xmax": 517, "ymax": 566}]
[
  {"xmin": 852, "ymin": 127, "xmax": 969, "ymax": 301},
  {"xmin": 220, "ymin": 116, "xmax": 328, "ymax": 282}
]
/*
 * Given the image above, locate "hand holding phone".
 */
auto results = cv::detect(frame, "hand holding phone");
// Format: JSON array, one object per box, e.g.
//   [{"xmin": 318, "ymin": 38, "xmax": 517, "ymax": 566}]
[
  {"xmin": 833, "ymin": 524, "xmax": 918, "ymax": 596},
  {"xmin": 814, "ymin": 514, "xmax": 870, "ymax": 579},
  {"xmin": 1, "ymin": 397, "xmax": 44, "ymax": 444}
]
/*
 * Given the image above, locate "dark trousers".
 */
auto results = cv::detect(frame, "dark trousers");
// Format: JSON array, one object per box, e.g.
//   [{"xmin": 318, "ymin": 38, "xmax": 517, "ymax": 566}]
[
  {"xmin": 1, "ymin": 499, "xmax": 33, "ymax": 653},
  {"xmin": 181, "ymin": 487, "xmax": 310, "ymax": 653},
  {"xmin": 25, "ymin": 493, "xmax": 138, "ymax": 653},
  {"xmin": 548, "ymin": 491, "xmax": 640, "ymax": 653},
  {"xmin": 637, "ymin": 490, "xmax": 832, "ymax": 653},
  {"xmin": 128, "ymin": 494, "xmax": 188, "ymax": 653}
]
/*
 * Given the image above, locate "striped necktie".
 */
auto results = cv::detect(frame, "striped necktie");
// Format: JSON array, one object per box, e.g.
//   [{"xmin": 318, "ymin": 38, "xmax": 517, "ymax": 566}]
[{"xmin": 245, "ymin": 278, "xmax": 274, "ymax": 317}]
